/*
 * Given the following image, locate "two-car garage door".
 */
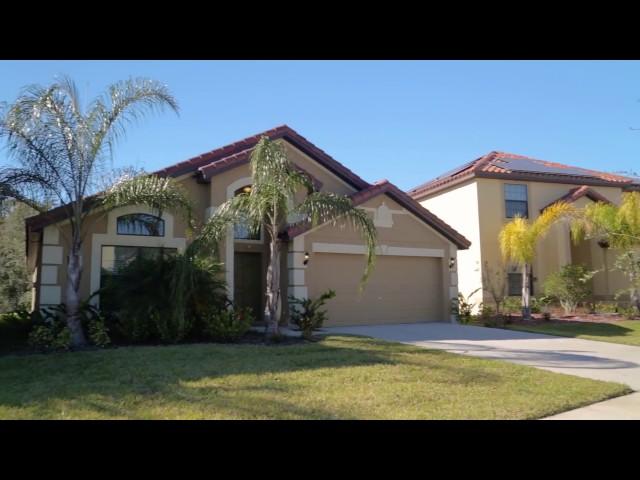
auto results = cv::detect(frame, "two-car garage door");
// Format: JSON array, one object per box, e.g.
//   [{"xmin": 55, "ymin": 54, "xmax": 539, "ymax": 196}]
[{"xmin": 306, "ymin": 253, "xmax": 444, "ymax": 327}]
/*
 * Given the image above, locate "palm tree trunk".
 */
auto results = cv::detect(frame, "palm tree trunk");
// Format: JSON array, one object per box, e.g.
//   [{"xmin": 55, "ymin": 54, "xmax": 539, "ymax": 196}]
[
  {"xmin": 65, "ymin": 240, "xmax": 87, "ymax": 347},
  {"xmin": 264, "ymin": 235, "xmax": 281, "ymax": 337},
  {"xmin": 521, "ymin": 263, "xmax": 532, "ymax": 321}
]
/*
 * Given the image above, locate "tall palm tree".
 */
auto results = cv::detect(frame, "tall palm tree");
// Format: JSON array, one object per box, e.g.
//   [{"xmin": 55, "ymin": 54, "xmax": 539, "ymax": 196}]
[
  {"xmin": 0, "ymin": 77, "xmax": 192, "ymax": 347},
  {"xmin": 199, "ymin": 136, "xmax": 377, "ymax": 337},
  {"xmin": 499, "ymin": 202, "xmax": 575, "ymax": 320}
]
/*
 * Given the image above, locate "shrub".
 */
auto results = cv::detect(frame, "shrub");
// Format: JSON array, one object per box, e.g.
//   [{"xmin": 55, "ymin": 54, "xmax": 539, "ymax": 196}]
[
  {"xmin": 87, "ymin": 317, "xmax": 111, "ymax": 348},
  {"xmin": 543, "ymin": 264, "xmax": 596, "ymax": 315},
  {"xmin": 533, "ymin": 295, "xmax": 553, "ymax": 315},
  {"xmin": 476, "ymin": 303, "xmax": 502, "ymax": 327},
  {"xmin": 530, "ymin": 298, "xmax": 541, "ymax": 314},
  {"xmin": 27, "ymin": 301, "xmax": 111, "ymax": 351},
  {"xmin": 0, "ymin": 308, "xmax": 35, "ymax": 350},
  {"xmin": 618, "ymin": 305, "xmax": 637, "ymax": 320},
  {"xmin": 100, "ymin": 254, "xmax": 228, "ymax": 343},
  {"xmin": 28, "ymin": 308, "xmax": 72, "ymax": 352},
  {"xmin": 614, "ymin": 251, "xmax": 640, "ymax": 315},
  {"xmin": 595, "ymin": 301, "xmax": 618, "ymax": 314},
  {"xmin": 502, "ymin": 296, "xmax": 521, "ymax": 315},
  {"xmin": 202, "ymin": 306, "xmax": 254, "ymax": 342},
  {"xmin": 289, "ymin": 289, "xmax": 336, "ymax": 340},
  {"xmin": 451, "ymin": 289, "xmax": 480, "ymax": 324}
]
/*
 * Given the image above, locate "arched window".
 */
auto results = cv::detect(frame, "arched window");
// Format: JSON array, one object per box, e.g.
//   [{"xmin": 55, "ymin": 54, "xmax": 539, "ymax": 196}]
[
  {"xmin": 233, "ymin": 185, "xmax": 260, "ymax": 240},
  {"xmin": 117, "ymin": 213, "xmax": 165, "ymax": 237}
]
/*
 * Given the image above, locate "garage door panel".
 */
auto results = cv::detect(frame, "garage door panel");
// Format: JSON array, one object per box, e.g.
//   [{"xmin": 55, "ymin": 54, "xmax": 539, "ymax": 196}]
[{"xmin": 307, "ymin": 254, "xmax": 443, "ymax": 326}]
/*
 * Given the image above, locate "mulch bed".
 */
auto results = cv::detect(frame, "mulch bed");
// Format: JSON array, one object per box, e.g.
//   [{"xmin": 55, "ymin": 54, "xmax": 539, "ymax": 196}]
[{"xmin": 502, "ymin": 308, "xmax": 636, "ymax": 326}]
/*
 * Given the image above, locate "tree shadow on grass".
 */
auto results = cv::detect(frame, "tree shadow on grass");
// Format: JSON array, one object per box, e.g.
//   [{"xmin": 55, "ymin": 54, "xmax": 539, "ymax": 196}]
[
  {"xmin": 507, "ymin": 321, "xmax": 640, "ymax": 346},
  {"xmin": 525, "ymin": 320, "xmax": 637, "ymax": 337},
  {"xmin": 0, "ymin": 335, "xmax": 516, "ymax": 419}
]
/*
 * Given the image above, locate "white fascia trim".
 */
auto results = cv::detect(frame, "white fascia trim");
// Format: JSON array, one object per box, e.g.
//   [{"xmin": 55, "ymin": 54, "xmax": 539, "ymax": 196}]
[{"xmin": 311, "ymin": 242, "xmax": 444, "ymax": 257}]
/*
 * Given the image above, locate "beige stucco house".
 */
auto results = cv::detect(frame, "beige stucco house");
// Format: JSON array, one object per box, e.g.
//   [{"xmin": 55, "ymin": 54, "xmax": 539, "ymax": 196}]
[
  {"xmin": 408, "ymin": 151, "xmax": 640, "ymax": 308},
  {"xmin": 25, "ymin": 126, "xmax": 470, "ymax": 327}
]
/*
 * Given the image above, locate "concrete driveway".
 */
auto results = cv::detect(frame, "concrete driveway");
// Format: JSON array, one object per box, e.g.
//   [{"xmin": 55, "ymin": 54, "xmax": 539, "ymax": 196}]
[{"xmin": 324, "ymin": 322, "xmax": 640, "ymax": 419}]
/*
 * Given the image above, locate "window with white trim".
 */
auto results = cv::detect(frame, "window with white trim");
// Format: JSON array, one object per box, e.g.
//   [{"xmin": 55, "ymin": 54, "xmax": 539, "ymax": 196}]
[
  {"xmin": 504, "ymin": 184, "xmax": 528, "ymax": 218},
  {"xmin": 116, "ymin": 213, "xmax": 165, "ymax": 236},
  {"xmin": 507, "ymin": 272, "xmax": 534, "ymax": 296}
]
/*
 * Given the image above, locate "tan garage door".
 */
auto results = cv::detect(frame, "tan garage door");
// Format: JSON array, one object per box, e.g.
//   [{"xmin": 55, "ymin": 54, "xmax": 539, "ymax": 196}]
[{"xmin": 307, "ymin": 254, "xmax": 444, "ymax": 326}]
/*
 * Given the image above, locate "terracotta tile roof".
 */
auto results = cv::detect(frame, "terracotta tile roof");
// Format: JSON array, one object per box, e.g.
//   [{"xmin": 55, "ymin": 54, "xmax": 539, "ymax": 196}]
[
  {"xmin": 281, "ymin": 179, "xmax": 471, "ymax": 249},
  {"xmin": 26, "ymin": 125, "xmax": 367, "ymax": 231},
  {"xmin": 408, "ymin": 151, "xmax": 640, "ymax": 199},
  {"xmin": 153, "ymin": 125, "xmax": 291, "ymax": 178},
  {"xmin": 540, "ymin": 185, "xmax": 612, "ymax": 213},
  {"xmin": 156, "ymin": 124, "xmax": 370, "ymax": 191}
]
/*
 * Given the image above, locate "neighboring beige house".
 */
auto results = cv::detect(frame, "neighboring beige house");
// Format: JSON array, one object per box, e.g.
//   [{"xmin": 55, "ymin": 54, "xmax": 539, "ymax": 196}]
[
  {"xmin": 25, "ymin": 125, "xmax": 470, "ymax": 327},
  {"xmin": 408, "ymin": 151, "xmax": 640, "ymax": 308}
]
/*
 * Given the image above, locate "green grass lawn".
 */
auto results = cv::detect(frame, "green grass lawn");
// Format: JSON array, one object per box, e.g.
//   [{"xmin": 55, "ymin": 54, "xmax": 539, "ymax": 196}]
[
  {"xmin": 506, "ymin": 320, "xmax": 640, "ymax": 347},
  {"xmin": 0, "ymin": 335, "xmax": 629, "ymax": 419}
]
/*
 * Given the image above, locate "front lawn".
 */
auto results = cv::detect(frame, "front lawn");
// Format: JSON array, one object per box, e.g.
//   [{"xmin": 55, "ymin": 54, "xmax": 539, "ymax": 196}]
[
  {"xmin": 506, "ymin": 320, "xmax": 640, "ymax": 347},
  {"xmin": 0, "ymin": 335, "xmax": 629, "ymax": 419}
]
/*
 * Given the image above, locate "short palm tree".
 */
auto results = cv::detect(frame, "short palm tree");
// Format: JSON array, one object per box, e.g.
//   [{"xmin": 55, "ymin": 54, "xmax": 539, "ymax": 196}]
[
  {"xmin": 199, "ymin": 136, "xmax": 377, "ymax": 337},
  {"xmin": 0, "ymin": 77, "xmax": 192, "ymax": 347},
  {"xmin": 571, "ymin": 191, "xmax": 640, "ymax": 249},
  {"xmin": 571, "ymin": 191, "xmax": 640, "ymax": 313},
  {"xmin": 499, "ymin": 202, "xmax": 575, "ymax": 320}
]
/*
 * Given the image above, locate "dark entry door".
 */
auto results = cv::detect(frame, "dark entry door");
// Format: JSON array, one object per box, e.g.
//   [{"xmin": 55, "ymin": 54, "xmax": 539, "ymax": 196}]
[{"xmin": 234, "ymin": 252, "xmax": 263, "ymax": 321}]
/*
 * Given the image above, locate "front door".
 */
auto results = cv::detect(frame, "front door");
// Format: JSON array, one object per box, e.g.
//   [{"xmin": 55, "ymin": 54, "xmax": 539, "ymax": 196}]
[{"xmin": 234, "ymin": 252, "xmax": 263, "ymax": 322}]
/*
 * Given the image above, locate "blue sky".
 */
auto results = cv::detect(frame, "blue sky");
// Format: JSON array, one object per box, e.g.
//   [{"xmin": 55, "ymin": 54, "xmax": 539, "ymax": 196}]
[{"xmin": 1, "ymin": 60, "xmax": 639, "ymax": 190}]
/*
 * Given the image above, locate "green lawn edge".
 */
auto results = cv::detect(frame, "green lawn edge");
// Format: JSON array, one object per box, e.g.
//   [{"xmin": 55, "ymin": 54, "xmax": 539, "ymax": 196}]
[{"xmin": 0, "ymin": 335, "xmax": 631, "ymax": 420}]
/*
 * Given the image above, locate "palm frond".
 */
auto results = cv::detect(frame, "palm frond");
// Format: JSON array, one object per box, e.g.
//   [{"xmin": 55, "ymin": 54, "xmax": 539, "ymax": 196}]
[
  {"xmin": 500, "ymin": 202, "xmax": 574, "ymax": 266},
  {"xmin": 101, "ymin": 174, "xmax": 193, "ymax": 229},
  {"xmin": 89, "ymin": 77, "xmax": 179, "ymax": 157},
  {"xmin": 499, "ymin": 216, "xmax": 532, "ymax": 264},
  {"xmin": 531, "ymin": 201, "xmax": 575, "ymax": 239},
  {"xmin": 190, "ymin": 196, "xmax": 248, "ymax": 258},
  {"xmin": 571, "ymin": 192, "xmax": 640, "ymax": 248}
]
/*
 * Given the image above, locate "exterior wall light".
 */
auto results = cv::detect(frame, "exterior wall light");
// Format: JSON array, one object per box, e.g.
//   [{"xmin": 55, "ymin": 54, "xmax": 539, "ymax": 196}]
[
  {"xmin": 449, "ymin": 257, "xmax": 456, "ymax": 270},
  {"xmin": 304, "ymin": 252, "xmax": 310, "ymax": 266}
]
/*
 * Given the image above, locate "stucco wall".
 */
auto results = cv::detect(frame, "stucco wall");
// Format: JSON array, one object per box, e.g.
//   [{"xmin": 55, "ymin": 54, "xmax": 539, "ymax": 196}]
[
  {"xmin": 475, "ymin": 178, "xmax": 625, "ymax": 300},
  {"xmin": 300, "ymin": 193, "xmax": 457, "ymax": 323},
  {"xmin": 420, "ymin": 179, "xmax": 482, "ymax": 306},
  {"xmin": 420, "ymin": 176, "xmax": 630, "ymax": 307}
]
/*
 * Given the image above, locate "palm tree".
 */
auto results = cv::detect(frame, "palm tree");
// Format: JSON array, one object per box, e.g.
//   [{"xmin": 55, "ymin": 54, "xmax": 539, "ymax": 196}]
[
  {"xmin": 571, "ymin": 191, "xmax": 640, "ymax": 248},
  {"xmin": 199, "ymin": 136, "xmax": 377, "ymax": 337},
  {"xmin": 499, "ymin": 202, "xmax": 575, "ymax": 320},
  {"xmin": 0, "ymin": 77, "xmax": 192, "ymax": 347},
  {"xmin": 571, "ymin": 191, "xmax": 640, "ymax": 313}
]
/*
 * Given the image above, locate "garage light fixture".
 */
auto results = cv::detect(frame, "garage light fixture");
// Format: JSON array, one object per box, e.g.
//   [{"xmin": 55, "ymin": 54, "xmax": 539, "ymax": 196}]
[
  {"xmin": 449, "ymin": 257, "xmax": 456, "ymax": 270},
  {"xmin": 304, "ymin": 252, "xmax": 310, "ymax": 265}
]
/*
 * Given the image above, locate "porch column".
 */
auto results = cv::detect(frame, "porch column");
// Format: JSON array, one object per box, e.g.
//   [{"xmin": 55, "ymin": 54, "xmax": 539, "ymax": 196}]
[{"xmin": 287, "ymin": 236, "xmax": 308, "ymax": 326}]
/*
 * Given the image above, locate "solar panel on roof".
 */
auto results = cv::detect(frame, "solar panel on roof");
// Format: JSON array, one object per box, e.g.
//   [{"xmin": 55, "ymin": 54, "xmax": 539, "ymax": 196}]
[
  {"xmin": 432, "ymin": 159, "xmax": 477, "ymax": 181},
  {"xmin": 492, "ymin": 157, "xmax": 594, "ymax": 177}
]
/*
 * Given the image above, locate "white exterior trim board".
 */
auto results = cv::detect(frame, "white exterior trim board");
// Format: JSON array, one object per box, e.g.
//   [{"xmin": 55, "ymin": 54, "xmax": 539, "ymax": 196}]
[{"xmin": 311, "ymin": 242, "xmax": 445, "ymax": 258}]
